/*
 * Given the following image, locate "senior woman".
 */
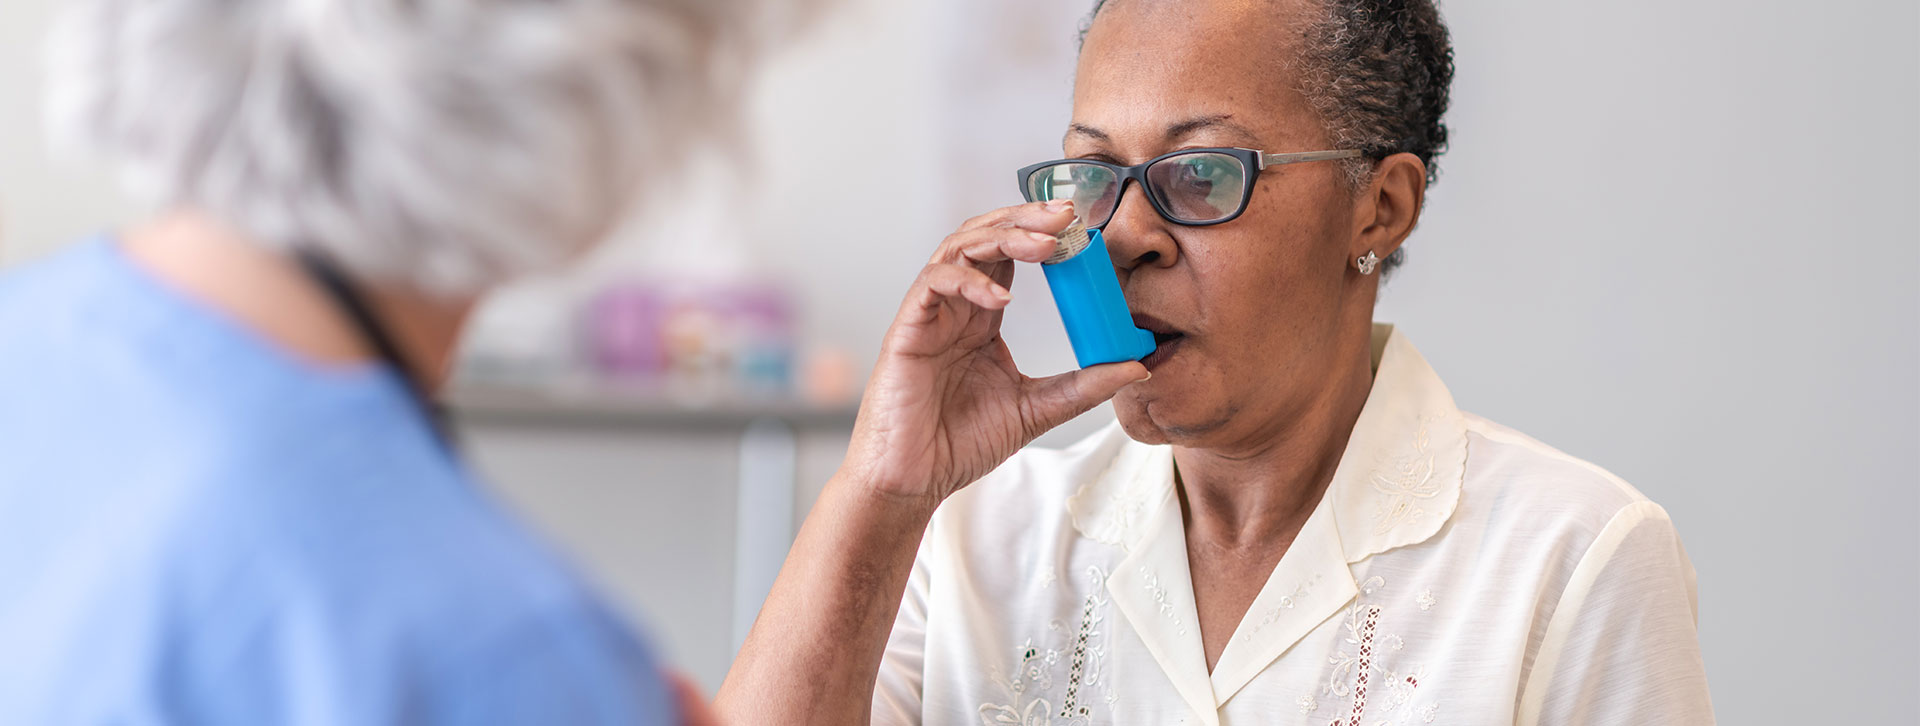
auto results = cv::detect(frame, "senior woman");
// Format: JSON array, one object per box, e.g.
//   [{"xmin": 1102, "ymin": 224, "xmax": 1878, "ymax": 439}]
[
  {"xmin": 721, "ymin": 0, "xmax": 1714, "ymax": 724},
  {"xmin": 0, "ymin": 0, "xmax": 764, "ymax": 722}
]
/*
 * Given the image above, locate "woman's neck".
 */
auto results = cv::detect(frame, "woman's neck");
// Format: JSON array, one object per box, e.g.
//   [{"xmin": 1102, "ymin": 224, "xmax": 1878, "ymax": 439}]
[
  {"xmin": 119, "ymin": 211, "xmax": 475, "ymax": 391},
  {"xmin": 1172, "ymin": 332, "xmax": 1376, "ymax": 552}
]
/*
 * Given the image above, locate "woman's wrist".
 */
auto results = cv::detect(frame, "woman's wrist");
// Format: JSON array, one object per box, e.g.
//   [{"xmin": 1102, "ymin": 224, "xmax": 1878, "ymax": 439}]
[{"xmin": 823, "ymin": 466, "xmax": 941, "ymax": 530}]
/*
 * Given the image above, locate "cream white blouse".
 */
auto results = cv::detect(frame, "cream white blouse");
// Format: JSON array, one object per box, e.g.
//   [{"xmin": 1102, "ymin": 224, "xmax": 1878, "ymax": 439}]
[{"xmin": 871, "ymin": 325, "xmax": 1713, "ymax": 725}]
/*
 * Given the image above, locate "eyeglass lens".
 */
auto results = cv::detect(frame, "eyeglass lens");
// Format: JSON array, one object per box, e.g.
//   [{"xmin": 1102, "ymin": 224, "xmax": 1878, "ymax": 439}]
[{"xmin": 1026, "ymin": 152, "xmax": 1249, "ymax": 228}]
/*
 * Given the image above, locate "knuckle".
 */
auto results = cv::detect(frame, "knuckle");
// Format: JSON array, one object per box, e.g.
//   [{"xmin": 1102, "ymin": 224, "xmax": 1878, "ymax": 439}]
[
  {"xmin": 936, "ymin": 229, "xmax": 989, "ymax": 261},
  {"xmin": 914, "ymin": 263, "xmax": 949, "ymax": 287},
  {"xmin": 960, "ymin": 209, "xmax": 1003, "ymax": 230},
  {"xmin": 925, "ymin": 262, "xmax": 968, "ymax": 284}
]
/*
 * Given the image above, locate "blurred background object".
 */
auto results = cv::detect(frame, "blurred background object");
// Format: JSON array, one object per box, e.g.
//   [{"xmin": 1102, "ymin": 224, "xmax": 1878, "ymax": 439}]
[{"xmin": 3, "ymin": 0, "xmax": 1915, "ymax": 720}]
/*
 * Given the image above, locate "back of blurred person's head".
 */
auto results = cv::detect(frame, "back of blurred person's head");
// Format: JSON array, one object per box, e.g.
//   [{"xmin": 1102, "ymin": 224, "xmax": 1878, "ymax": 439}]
[{"xmin": 45, "ymin": 0, "xmax": 782, "ymax": 296}]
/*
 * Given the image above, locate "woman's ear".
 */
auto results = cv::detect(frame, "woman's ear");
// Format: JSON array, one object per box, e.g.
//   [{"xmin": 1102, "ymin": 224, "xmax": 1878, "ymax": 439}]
[{"xmin": 1350, "ymin": 152, "xmax": 1428, "ymax": 263}]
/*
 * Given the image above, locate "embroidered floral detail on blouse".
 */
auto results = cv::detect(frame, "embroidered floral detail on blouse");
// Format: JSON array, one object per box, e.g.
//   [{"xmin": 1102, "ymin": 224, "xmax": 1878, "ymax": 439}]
[
  {"xmin": 1358, "ymin": 575, "xmax": 1386, "ymax": 597},
  {"xmin": 1344, "ymin": 604, "xmax": 1382, "ymax": 726},
  {"xmin": 1066, "ymin": 446, "xmax": 1157, "ymax": 549},
  {"xmin": 1058, "ymin": 579, "xmax": 1105, "ymax": 718},
  {"xmin": 979, "ymin": 567, "xmax": 1114, "ymax": 726},
  {"xmin": 1020, "ymin": 638, "xmax": 1054, "ymax": 693},
  {"xmin": 1369, "ymin": 417, "xmax": 1444, "ymax": 536},
  {"xmin": 1377, "ymin": 665, "xmax": 1426, "ymax": 713},
  {"xmin": 1297, "ymin": 694, "xmax": 1319, "ymax": 714},
  {"xmin": 1138, "ymin": 566, "xmax": 1188, "ymax": 636},
  {"xmin": 1240, "ymin": 571, "xmax": 1325, "ymax": 643},
  {"xmin": 1418, "ymin": 703, "xmax": 1439, "ymax": 723},
  {"xmin": 979, "ymin": 698, "xmax": 1063, "ymax": 726},
  {"xmin": 1415, "ymin": 588, "xmax": 1436, "ymax": 611},
  {"xmin": 1321, "ymin": 577, "xmax": 1433, "ymax": 726}
]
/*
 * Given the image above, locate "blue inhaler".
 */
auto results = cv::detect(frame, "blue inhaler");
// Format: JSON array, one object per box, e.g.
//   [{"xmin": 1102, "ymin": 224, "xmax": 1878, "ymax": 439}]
[{"xmin": 1040, "ymin": 219, "xmax": 1157, "ymax": 367}]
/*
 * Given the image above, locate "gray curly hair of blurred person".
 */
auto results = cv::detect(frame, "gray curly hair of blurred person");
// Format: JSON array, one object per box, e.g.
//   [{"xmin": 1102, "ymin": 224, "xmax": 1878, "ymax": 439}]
[
  {"xmin": 1080, "ymin": 0, "xmax": 1454, "ymax": 277},
  {"xmin": 45, "ymin": 0, "xmax": 783, "ymax": 296}
]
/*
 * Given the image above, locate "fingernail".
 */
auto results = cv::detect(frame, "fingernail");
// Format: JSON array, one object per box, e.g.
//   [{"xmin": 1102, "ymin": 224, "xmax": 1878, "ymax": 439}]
[
  {"xmin": 1028, "ymin": 231, "xmax": 1057, "ymax": 244},
  {"xmin": 995, "ymin": 287, "xmax": 1014, "ymax": 302},
  {"xmin": 1137, "ymin": 371, "xmax": 1153, "ymax": 382},
  {"xmin": 1044, "ymin": 199, "xmax": 1074, "ymax": 213}
]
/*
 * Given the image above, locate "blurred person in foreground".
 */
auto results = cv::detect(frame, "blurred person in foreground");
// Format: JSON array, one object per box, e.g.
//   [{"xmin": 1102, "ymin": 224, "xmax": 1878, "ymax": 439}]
[
  {"xmin": 0, "ymin": 0, "xmax": 767, "ymax": 722},
  {"xmin": 719, "ymin": 0, "xmax": 1714, "ymax": 723}
]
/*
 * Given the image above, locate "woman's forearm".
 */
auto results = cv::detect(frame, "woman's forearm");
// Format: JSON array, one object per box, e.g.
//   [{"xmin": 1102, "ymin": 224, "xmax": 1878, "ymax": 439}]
[{"xmin": 714, "ymin": 471, "xmax": 934, "ymax": 726}]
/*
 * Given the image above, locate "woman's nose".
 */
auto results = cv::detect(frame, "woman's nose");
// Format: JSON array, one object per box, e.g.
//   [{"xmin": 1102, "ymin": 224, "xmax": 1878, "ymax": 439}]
[{"xmin": 1102, "ymin": 182, "xmax": 1180, "ymax": 274}]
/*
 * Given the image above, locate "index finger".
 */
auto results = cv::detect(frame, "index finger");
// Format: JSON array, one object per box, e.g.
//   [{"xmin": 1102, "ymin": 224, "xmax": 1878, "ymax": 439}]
[
  {"xmin": 934, "ymin": 224, "xmax": 1063, "ymax": 269},
  {"xmin": 956, "ymin": 199, "xmax": 1078, "ymax": 235},
  {"xmin": 936, "ymin": 200, "xmax": 1080, "ymax": 268}
]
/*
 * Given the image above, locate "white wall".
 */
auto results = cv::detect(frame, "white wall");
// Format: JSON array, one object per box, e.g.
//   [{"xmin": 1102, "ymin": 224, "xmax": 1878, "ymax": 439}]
[
  {"xmin": 0, "ymin": 0, "xmax": 137, "ymax": 262},
  {"xmin": 4, "ymin": 0, "xmax": 1916, "ymax": 721},
  {"xmin": 1377, "ymin": 2, "xmax": 1919, "ymax": 722}
]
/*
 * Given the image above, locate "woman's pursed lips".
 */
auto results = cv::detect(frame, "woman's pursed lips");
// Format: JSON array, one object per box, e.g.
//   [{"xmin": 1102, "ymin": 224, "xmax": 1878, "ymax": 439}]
[{"xmin": 1131, "ymin": 312, "xmax": 1189, "ymax": 370}]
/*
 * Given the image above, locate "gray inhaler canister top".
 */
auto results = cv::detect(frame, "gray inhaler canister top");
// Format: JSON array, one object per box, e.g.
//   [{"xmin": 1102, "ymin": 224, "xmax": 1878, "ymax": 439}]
[{"xmin": 1039, "ymin": 219, "xmax": 1157, "ymax": 367}]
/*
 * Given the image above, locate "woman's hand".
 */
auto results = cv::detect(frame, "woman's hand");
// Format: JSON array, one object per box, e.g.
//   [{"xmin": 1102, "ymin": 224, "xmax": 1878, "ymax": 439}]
[
  {"xmin": 718, "ymin": 200, "xmax": 1145, "ymax": 726},
  {"xmin": 838, "ymin": 200, "xmax": 1150, "ymax": 511}
]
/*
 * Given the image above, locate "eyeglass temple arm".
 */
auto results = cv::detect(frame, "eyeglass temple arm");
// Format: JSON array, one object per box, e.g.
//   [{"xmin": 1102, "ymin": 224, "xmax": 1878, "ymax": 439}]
[{"xmin": 1257, "ymin": 149, "xmax": 1365, "ymax": 170}]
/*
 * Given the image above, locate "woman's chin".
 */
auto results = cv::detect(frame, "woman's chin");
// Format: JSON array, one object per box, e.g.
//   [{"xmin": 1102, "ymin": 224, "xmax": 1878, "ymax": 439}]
[
  {"xmin": 1112, "ymin": 390, "xmax": 1233, "ymax": 446},
  {"xmin": 1114, "ymin": 410, "xmax": 1172, "ymax": 446}
]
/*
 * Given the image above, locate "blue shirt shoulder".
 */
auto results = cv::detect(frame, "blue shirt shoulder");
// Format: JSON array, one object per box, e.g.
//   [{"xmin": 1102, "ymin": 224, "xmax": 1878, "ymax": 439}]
[{"xmin": 0, "ymin": 240, "xmax": 675, "ymax": 725}]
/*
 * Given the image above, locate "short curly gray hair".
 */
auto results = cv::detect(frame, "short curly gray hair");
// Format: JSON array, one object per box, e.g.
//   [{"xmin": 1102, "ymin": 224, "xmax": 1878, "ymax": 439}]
[
  {"xmin": 1081, "ymin": 0, "xmax": 1454, "ymax": 276},
  {"xmin": 46, "ymin": 0, "xmax": 762, "ymax": 295}
]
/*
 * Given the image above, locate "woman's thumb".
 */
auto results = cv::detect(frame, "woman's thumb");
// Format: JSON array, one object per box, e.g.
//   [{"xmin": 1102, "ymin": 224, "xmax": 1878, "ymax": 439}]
[{"xmin": 1023, "ymin": 361, "xmax": 1151, "ymax": 434}]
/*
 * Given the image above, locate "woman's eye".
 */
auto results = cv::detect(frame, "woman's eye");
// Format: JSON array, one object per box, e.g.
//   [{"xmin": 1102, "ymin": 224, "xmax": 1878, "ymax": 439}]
[
  {"xmin": 1188, "ymin": 158, "xmax": 1229, "ymax": 180},
  {"xmin": 1176, "ymin": 162, "xmax": 1218, "ymax": 189}
]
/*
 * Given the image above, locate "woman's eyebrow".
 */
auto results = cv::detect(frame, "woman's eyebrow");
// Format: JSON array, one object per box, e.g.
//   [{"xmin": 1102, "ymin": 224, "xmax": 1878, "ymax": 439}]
[
  {"xmin": 1065, "ymin": 122, "xmax": 1111, "ymax": 144},
  {"xmin": 1064, "ymin": 115, "xmax": 1259, "ymax": 147},
  {"xmin": 1165, "ymin": 114, "xmax": 1258, "ymax": 144}
]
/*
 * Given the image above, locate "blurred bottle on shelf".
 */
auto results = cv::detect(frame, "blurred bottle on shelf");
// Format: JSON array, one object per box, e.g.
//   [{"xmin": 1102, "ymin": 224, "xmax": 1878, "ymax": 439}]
[
  {"xmin": 798, "ymin": 345, "xmax": 857, "ymax": 407},
  {"xmin": 586, "ymin": 283, "xmax": 669, "ymax": 379},
  {"xmin": 586, "ymin": 275, "xmax": 810, "ymax": 406}
]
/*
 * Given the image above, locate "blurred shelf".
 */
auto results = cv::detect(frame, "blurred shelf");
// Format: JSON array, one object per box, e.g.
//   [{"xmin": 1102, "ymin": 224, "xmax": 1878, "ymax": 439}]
[{"xmin": 446, "ymin": 381, "xmax": 859, "ymax": 430}]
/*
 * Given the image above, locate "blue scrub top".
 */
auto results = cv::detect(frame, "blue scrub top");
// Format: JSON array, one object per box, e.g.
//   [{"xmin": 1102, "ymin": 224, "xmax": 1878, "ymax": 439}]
[{"xmin": 0, "ymin": 239, "xmax": 677, "ymax": 725}]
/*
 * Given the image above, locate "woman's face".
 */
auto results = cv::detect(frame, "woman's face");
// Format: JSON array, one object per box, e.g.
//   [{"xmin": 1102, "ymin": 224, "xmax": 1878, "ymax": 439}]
[{"xmin": 1074, "ymin": 0, "xmax": 1380, "ymax": 448}]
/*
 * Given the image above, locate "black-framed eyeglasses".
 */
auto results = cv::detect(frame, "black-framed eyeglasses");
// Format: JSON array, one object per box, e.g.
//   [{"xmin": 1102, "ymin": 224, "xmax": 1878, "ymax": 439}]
[{"xmin": 1017, "ymin": 147, "xmax": 1364, "ymax": 229}]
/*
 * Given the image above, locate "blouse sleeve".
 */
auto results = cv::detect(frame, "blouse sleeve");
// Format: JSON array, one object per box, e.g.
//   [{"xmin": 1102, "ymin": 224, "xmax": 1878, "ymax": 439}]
[
  {"xmin": 869, "ymin": 539, "xmax": 934, "ymax": 726},
  {"xmin": 1518, "ymin": 501, "xmax": 1715, "ymax": 725}
]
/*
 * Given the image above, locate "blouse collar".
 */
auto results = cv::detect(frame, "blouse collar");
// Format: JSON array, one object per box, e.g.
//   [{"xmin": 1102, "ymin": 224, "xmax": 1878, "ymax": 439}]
[{"xmin": 1064, "ymin": 323, "xmax": 1468, "ymax": 719}]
